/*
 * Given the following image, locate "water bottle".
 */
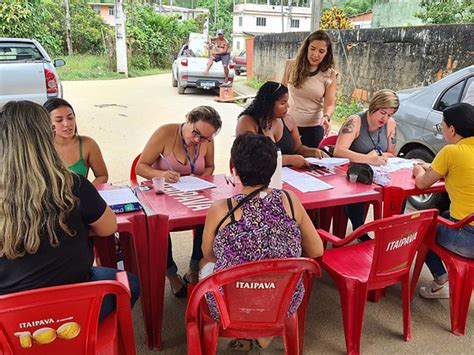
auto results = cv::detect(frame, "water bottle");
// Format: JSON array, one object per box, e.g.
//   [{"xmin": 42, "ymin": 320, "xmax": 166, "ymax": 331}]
[{"xmin": 269, "ymin": 149, "xmax": 283, "ymax": 189}]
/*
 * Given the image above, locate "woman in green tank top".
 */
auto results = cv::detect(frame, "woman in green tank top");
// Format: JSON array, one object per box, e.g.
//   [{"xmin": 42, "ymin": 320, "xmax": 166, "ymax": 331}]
[{"xmin": 44, "ymin": 98, "xmax": 108, "ymax": 185}]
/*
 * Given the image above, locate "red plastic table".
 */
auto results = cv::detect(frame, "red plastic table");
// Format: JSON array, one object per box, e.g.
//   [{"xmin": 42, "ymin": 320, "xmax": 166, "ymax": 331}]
[
  {"xmin": 136, "ymin": 174, "xmax": 382, "ymax": 350},
  {"xmin": 382, "ymin": 168, "xmax": 445, "ymax": 217},
  {"xmin": 94, "ymin": 184, "xmax": 153, "ymax": 348}
]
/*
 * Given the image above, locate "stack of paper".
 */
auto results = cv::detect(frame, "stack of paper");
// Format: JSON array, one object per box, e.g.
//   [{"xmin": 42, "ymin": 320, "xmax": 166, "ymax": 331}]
[
  {"xmin": 168, "ymin": 176, "xmax": 217, "ymax": 192},
  {"xmin": 305, "ymin": 157, "xmax": 349, "ymax": 168},
  {"xmin": 282, "ymin": 167, "xmax": 333, "ymax": 193},
  {"xmin": 98, "ymin": 188, "xmax": 141, "ymax": 214},
  {"xmin": 371, "ymin": 157, "xmax": 416, "ymax": 173}
]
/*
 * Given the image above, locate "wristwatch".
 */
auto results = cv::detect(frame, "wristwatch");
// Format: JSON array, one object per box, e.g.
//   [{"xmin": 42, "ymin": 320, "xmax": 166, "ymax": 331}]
[{"xmin": 322, "ymin": 114, "xmax": 331, "ymax": 122}]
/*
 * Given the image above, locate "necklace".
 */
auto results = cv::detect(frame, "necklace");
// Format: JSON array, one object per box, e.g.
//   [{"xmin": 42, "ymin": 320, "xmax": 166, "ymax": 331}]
[{"xmin": 179, "ymin": 124, "xmax": 199, "ymax": 174}]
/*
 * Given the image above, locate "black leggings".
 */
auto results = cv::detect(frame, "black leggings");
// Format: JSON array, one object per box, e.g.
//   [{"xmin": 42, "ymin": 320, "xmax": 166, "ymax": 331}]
[{"xmin": 298, "ymin": 126, "xmax": 325, "ymax": 148}]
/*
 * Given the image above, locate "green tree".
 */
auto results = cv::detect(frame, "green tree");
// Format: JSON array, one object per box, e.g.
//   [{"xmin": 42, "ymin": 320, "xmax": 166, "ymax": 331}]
[
  {"xmin": 196, "ymin": 0, "xmax": 233, "ymax": 36},
  {"xmin": 416, "ymin": 0, "xmax": 474, "ymax": 24},
  {"xmin": 342, "ymin": 0, "xmax": 374, "ymax": 16},
  {"xmin": 320, "ymin": 7, "xmax": 353, "ymax": 30}
]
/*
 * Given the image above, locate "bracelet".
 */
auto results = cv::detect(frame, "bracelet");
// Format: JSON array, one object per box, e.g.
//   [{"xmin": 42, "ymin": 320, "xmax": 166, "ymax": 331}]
[{"xmin": 323, "ymin": 114, "xmax": 331, "ymax": 122}]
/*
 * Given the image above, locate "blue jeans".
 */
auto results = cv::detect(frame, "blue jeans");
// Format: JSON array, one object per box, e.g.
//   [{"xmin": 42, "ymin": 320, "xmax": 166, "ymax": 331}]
[
  {"xmin": 425, "ymin": 212, "xmax": 474, "ymax": 278},
  {"xmin": 90, "ymin": 266, "xmax": 140, "ymax": 320}
]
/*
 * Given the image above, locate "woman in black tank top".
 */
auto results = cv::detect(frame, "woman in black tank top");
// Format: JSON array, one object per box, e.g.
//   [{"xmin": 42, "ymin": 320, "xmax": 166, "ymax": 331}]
[{"xmin": 236, "ymin": 81, "xmax": 328, "ymax": 168}]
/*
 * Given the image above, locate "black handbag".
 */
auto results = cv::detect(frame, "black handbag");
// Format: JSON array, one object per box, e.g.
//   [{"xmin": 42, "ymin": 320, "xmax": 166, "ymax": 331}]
[{"xmin": 347, "ymin": 163, "xmax": 374, "ymax": 184}]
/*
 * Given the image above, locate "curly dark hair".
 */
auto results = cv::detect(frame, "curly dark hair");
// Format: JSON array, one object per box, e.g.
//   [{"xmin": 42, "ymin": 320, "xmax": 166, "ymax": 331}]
[
  {"xmin": 231, "ymin": 133, "xmax": 277, "ymax": 186},
  {"xmin": 239, "ymin": 81, "xmax": 288, "ymax": 131}
]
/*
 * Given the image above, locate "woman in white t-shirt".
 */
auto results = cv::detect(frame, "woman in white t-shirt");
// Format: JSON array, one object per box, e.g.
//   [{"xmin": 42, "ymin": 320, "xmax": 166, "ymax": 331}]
[{"xmin": 282, "ymin": 30, "xmax": 337, "ymax": 149}]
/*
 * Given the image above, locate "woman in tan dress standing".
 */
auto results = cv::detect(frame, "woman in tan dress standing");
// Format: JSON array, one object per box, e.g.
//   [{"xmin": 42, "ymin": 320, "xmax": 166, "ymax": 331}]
[{"xmin": 282, "ymin": 30, "xmax": 337, "ymax": 148}]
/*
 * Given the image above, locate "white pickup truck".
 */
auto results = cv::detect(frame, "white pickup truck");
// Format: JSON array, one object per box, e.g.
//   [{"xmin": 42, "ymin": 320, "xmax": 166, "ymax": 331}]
[
  {"xmin": 171, "ymin": 33, "xmax": 234, "ymax": 94},
  {"xmin": 0, "ymin": 38, "xmax": 65, "ymax": 108}
]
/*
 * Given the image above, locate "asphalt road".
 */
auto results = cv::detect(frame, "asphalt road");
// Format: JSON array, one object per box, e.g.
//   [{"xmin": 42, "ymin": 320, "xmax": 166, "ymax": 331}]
[{"xmin": 63, "ymin": 74, "xmax": 243, "ymax": 185}]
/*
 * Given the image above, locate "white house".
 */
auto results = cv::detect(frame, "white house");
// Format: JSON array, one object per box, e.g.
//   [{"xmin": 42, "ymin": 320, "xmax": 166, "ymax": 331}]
[{"xmin": 232, "ymin": 1, "xmax": 311, "ymax": 54}]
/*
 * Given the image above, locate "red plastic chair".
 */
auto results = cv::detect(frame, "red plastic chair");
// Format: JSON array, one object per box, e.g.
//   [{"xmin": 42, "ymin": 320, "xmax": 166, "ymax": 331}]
[
  {"xmin": 130, "ymin": 153, "xmax": 141, "ymax": 186},
  {"xmin": 318, "ymin": 209, "xmax": 438, "ymax": 355},
  {"xmin": 186, "ymin": 258, "xmax": 321, "ymax": 355},
  {"xmin": 410, "ymin": 213, "xmax": 474, "ymax": 336},
  {"xmin": 0, "ymin": 272, "xmax": 136, "ymax": 355},
  {"xmin": 318, "ymin": 134, "xmax": 338, "ymax": 149}
]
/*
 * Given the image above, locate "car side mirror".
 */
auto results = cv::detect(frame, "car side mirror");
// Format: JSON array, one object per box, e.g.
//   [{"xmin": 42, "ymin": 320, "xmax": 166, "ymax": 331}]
[{"xmin": 54, "ymin": 59, "xmax": 65, "ymax": 68}]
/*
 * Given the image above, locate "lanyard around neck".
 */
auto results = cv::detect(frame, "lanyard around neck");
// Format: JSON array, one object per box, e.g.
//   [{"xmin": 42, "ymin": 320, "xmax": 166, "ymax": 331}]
[
  {"xmin": 180, "ymin": 124, "xmax": 198, "ymax": 174},
  {"xmin": 367, "ymin": 126, "xmax": 382, "ymax": 155}
]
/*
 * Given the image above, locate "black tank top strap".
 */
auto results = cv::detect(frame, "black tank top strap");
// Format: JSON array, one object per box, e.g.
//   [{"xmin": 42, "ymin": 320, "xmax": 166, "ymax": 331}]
[
  {"xmin": 226, "ymin": 198, "xmax": 235, "ymax": 223},
  {"xmin": 282, "ymin": 190, "xmax": 295, "ymax": 220},
  {"xmin": 275, "ymin": 119, "xmax": 294, "ymax": 155}
]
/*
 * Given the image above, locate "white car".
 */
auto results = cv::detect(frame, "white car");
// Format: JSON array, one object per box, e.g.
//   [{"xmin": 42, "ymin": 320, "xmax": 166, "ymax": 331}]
[
  {"xmin": 171, "ymin": 40, "xmax": 234, "ymax": 95},
  {"xmin": 0, "ymin": 38, "xmax": 65, "ymax": 108}
]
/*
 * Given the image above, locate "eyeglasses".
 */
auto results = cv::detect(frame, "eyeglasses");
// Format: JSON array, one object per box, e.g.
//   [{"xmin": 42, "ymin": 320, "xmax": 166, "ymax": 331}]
[
  {"xmin": 192, "ymin": 124, "xmax": 212, "ymax": 143},
  {"xmin": 435, "ymin": 122, "xmax": 442, "ymax": 133},
  {"xmin": 378, "ymin": 109, "xmax": 394, "ymax": 118}
]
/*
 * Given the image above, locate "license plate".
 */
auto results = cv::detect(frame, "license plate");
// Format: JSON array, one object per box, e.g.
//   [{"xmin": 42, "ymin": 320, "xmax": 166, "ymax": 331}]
[{"xmin": 200, "ymin": 81, "xmax": 215, "ymax": 88}]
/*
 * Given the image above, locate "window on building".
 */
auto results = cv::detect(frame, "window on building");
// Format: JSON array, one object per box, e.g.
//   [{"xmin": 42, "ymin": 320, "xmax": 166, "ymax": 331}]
[
  {"xmin": 290, "ymin": 19, "xmax": 300, "ymax": 28},
  {"xmin": 236, "ymin": 41, "xmax": 240, "ymax": 50},
  {"xmin": 109, "ymin": 7, "xmax": 114, "ymax": 16},
  {"xmin": 256, "ymin": 17, "xmax": 266, "ymax": 27},
  {"xmin": 239, "ymin": 16, "xmax": 243, "ymax": 27}
]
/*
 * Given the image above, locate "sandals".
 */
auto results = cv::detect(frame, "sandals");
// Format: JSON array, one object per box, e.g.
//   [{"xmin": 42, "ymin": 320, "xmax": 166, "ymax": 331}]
[
  {"xmin": 183, "ymin": 272, "xmax": 199, "ymax": 285},
  {"xmin": 228, "ymin": 339, "xmax": 262, "ymax": 352},
  {"xmin": 170, "ymin": 275, "xmax": 187, "ymax": 298}
]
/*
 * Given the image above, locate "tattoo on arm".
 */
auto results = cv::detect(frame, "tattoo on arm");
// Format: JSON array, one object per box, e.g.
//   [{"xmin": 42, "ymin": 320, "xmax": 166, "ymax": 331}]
[{"xmin": 341, "ymin": 118, "xmax": 354, "ymax": 134}]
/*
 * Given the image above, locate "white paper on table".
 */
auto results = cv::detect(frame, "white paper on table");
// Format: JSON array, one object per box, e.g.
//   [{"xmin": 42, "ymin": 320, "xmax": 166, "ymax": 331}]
[
  {"xmin": 98, "ymin": 188, "xmax": 140, "ymax": 205},
  {"xmin": 305, "ymin": 157, "xmax": 349, "ymax": 168},
  {"xmin": 167, "ymin": 176, "xmax": 216, "ymax": 192},
  {"xmin": 371, "ymin": 157, "xmax": 416, "ymax": 173},
  {"xmin": 282, "ymin": 167, "xmax": 333, "ymax": 193}
]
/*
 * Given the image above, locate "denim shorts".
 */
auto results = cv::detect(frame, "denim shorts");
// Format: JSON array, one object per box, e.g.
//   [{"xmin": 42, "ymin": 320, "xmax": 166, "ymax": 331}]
[{"xmin": 436, "ymin": 215, "xmax": 474, "ymax": 259}]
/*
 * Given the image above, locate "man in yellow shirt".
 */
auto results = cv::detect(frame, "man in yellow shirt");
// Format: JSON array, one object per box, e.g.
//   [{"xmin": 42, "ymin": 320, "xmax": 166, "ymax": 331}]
[{"xmin": 413, "ymin": 102, "xmax": 474, "ymax": 298}]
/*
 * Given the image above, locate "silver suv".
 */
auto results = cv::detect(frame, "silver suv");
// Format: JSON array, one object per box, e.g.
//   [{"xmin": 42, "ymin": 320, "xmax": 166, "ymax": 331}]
[
  {"xmin": 395, "ymin": 65, "xmax": 474, "ymax": 210},
  {"xmin": 0, "ymin": 38, "xmax": 65, "ymax": 108}
]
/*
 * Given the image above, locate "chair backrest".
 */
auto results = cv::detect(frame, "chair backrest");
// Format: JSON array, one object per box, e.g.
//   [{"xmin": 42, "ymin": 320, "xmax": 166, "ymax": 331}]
[
  {"xmin": 186, "ymin": 258, "xmax": 320, "ymax": 330},
  {"xmin": 130, "ymin": 153, "xmax": 141, "ymax": 186},
  {"xmin": 0, "ymin": 275, "xmax": 134, "ymax": 355},
  {"xmin": 369, "ymin": 209, "xmax": 438, "ymax": 284},
  {"xmin": 318, "ymin": 135, "xmax": 338, "ymax": 149}
]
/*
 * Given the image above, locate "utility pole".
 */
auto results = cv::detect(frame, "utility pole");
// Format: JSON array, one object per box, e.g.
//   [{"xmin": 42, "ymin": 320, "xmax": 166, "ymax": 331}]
[
  {"xmin": 281, "ymin": 0, "xmax": 284, "ymax": 33},
  {"xmin": 310, "ymin": 0, "xmax": 322, "ymax": 32},
  {"xmin": 64, "ymin": 0, "xmax": 73, "ymax": 55},
  {"xmin": 214, "ymin": 0, "xmax": 218, "ymax": 30},
  {"xmin": 115, "ymin": 0, "xmax": 128, "ymax": 76}
]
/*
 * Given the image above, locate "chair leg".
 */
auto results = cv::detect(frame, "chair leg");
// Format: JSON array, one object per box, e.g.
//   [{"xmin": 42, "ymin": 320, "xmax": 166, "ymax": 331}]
[
  {"xmin": 444, "ymin": 259, "xmax": 473, "ymax": 336},
  {"xmin": 201, "ymin": 318, "xmax": 219, "ymax": 355},
  {"xmin": 410, "ymin": 244, "xmax": 430, "ymax": 300},
  {"xmin": 337, "ymin": 279, "xmax": 368, "ymax": 355},
  {"xmin": 283, "ymin": 314, "xmax": 299, "ymax": 355},
  {"xmin": 401, "ymin": 275, "xmax": 413, "ymax": 341}
]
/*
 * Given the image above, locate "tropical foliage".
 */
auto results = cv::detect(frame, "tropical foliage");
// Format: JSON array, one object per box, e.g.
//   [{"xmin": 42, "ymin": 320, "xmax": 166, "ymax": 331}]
[
  {"xmin": 415, "ymin": 0, "xmax": 474, "ymax": 24},
  {"xmin": 320, "ymin": 7, "xmax": 353, "ymax": 30}
]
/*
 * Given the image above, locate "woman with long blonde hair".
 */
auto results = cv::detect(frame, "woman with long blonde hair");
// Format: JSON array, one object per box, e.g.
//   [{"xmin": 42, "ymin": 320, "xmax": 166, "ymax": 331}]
[{"xmin": 0, "ymin": 101, "xmax": 139, "ymax": 320}]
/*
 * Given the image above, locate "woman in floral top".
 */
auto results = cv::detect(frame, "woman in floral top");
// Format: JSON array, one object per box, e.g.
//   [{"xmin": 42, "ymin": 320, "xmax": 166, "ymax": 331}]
[{"xmin": 201, "ymin": 133, "xmax": 323, "ymax": 351}]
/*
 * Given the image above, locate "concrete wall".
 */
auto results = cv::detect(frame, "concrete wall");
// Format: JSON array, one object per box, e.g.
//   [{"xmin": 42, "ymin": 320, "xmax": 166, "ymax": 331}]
[
  {"xmin": 253, "ymin": 24, "xmax": 474, "ymax": 101},
  {"xmin": 372, "ymin": 0, "xmax": 424, "ymax": 28}
]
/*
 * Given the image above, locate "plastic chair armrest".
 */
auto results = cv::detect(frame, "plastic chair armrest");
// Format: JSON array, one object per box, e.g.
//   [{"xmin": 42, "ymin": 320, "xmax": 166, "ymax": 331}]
[
  {"xmin": 317, "ymin": 228, "xmax": 365, "ymax": 247},
  {"xmin": 437, "ymin": 213, "xmax": 474, "ymax": 229}
]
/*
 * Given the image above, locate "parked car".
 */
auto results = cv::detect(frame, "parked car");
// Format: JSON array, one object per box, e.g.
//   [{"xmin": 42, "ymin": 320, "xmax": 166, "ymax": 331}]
[
  {"xmin": 171, "ymin": 34, "xmax": 234, "ymax": 95},
  {"xmin": 233, "ymin": 50, "xmax": 246, "ymax": 76},
  {"xmin": 395, "ymin": 65, "xmax": 474, "ymax": 210},
  {"xmin": 0, "ymin": 38, "xmax": 65, "ymax": 109}
]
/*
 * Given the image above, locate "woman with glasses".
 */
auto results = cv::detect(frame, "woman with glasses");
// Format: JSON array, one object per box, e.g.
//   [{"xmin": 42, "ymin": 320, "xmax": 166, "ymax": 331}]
[
  {"xmin": 281, "ymin": 30, "xmax": 337, "ymax": 148},
  {"xmin": 413, "ymin": 102, "xmax": 474, "ymax": 298},
  {"xmin": 137, "ymin": 106, "xmax": 222, "ymax": 297},
  {"xmin": 236, "ymin": 81, "xmax": 327, "ymax": 168},
  {"xmin": 334, "ymin": 89, "xmax": 399, "ymax": 242}
]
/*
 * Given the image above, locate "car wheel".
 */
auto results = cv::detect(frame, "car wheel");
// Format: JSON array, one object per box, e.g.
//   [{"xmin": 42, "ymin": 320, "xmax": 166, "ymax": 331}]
[
  {"xmin": 404, "ymin": 148, "xmax": 450, "ymax": 212},
  {"xmin": 172, "ymin": 73, "xmax": 178, "ymax": 87},
  {"xmin": 178, "ymin": 85, "xmax": 186, "ymax": 94}
]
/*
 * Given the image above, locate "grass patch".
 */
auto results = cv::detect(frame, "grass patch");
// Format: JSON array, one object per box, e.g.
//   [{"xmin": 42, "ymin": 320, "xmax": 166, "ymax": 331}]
[
  {"xmin": 333, "ymin": 99, "xmax": 364, "ymax": 122},
  {"xmin": 246, "ymin": 78, "xmax": 265, "ymax": 90},
  {"xmin": 57, "ymin": 54, "xmax": 170, "ymax": 81}
]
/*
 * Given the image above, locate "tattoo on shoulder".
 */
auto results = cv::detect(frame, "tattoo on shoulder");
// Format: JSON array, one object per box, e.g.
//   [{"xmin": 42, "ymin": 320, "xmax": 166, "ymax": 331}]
[{"xmin": 341, "ymin": 118, "xmax": 355, "ymax": 134}]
